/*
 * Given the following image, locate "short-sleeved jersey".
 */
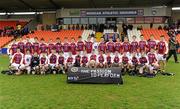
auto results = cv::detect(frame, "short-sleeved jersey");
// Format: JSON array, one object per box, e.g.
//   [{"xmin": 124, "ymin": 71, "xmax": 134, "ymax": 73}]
[
  {"xmin": 85, "ymin": 41, "xmax": 93, "ymax": 53},
  {"xmin": 63, "ymin": 42, "xmax": 70, "ymax": 52},
  {"xmin": 122, "ymin": 56, "xmax": 129, "ymax": 64},
  {"xmin": 157, "ymin": 41, "xmax": 167, "ymax": 54},
  {"xmin": 55, "ymin": 42, "xmax": 62, "ymax": 53},
  {"xmin": 114, "ymin": 42, "xmax": 122, "ymax": 53},
  {"xmin": 48, "ymin": 43, "xmax": 55, "ymax": 53},
  {"xmin": 70, "ymin": 42, "xmax": 76, "ymax": 55},
  {"xmin": 106, "ymin": 42, "xmax": 114, "ymax": 52},
  {"xmin": 139, "ymin": 56, "xmax": 148, "ymax": 65},
  {"xmin": 147, "ymin": 53, "xmax": 157, "ymax": 64},
  {"xmin": 11, "ymin": 43, "xmax": 18, "ymax": 55},
  {"xmin": 24, "ymin": 54, "xmax": 32, "ymax": 65},
  {"xmin": 40, "ymin": 56, "xmax": 48, "ymax": 65},
  {"xmin": 12, "ymin": 53, "xmax": 23, "ymax": 64},
  {"xmin": 81, "ymin": 56, "xmax": 88, "ymax": 64},
  {"xmin": 98, "ymin": 42, "xmax": 106, "ymax": 52},
  {"xmin": 33, "ymin": 42, "xmax": 39, "ymax": 53},
  {"xmin": 139, "ymin": 41, "xmax": 146, "ymax": 52},
  {"xmin": 98, "ymin": 55, "xmax": 105, "ymax": 63},
  {"xmin": 39, "ymin": 43, "xmax": 48, "ymax": 54},
  {"xmin": 25, "ymin": 42, "xmax": 32, "ymax": 53},
  {"xmin": 67, "ymin": 57, "xmax": 73, "ymax": 63},
  {"xmin": 130, "ymin": 41, "xmax": 138, "ymax": 53},
  {"xmin": 17, "ymin": 42, "xmax": 25, "ymax": 53},
  {"xmin": 131, "ymin": 56, "xmax": 138, "ymax": 65},
  {"xmin": 77, "ymin": 41, "xmax": 84, "ymax": 51},
  {"xmin": 90, "ymin": 54, "xmax": 97, "ymax": 61},
  {"xmin": 113, "ymin": 56, "xmax": 120, "ymax": 63},
  {"xmin": 58, "ymin": 56, "xmax": 64, "ymax": 65},
  {"xmin": 122, "ymin": 42, "xmax": 130, "ymax": 52},
  {"xmin": 147, "ymin": 40, "xmax": 156, "ymax": 51},
  {"xmin": 48, "ymin": 54, "xmax": 57, "ymax": 64}
]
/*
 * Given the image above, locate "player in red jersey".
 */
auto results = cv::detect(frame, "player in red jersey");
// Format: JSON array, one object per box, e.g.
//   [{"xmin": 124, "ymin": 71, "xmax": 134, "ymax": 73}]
[
  {"xmin": 139, "ymin": 35, "xmax": 147, "ymax": 53},
  {"xmin": 112, "ymin": 51, "xmax": 121, "ymax": 67},
  {"xmin": 106, "ymin": 38, "xmax": 114, "ymax": 53},
  {"xmin": 17, "ymin": 40, "xmax": 25, "ymax": 54},
  {"xmin": 55, "ymin": 37, "xmax": 62, "ymax": 54},
  {"xmin": 157, "ymin": 35, "xmax": 168, "ymax": 73},
  {"xmin": 122, "ymin": 37, "xmax": 131, "ymax": 53},
  {"xmin": 8, "ymin": 40, "xmax": 18, "ymax": 57},
  {"xmin": 65, "ymin": 52, "xmax": 74, "ymax": 71},
  {"xmin": 138, "ymin": 52, "xmax": 149, "ymax": 76},
  {"xmin": 105, "ymin": 51, "xmax": 112, "ymax": 68},
  {"xmin": 130, "ymin": 36, "xmax": 139, "ymax": 53},
  {"xmin": 9, "ymin": 48, "xmax": 24, "ymax": 75},
  {"xmin": 48, "ymin": 49, "xmax": 58, "ymax": 74},
  {"xmin": 97, "ymin": 51, "xmax": 105, "ymax": 68},
  {"xmin": 76, "ymin": 36, "xmax": 84, "ymax": 55},
  {"xmin": 85, "ymin": 36, "xmax": 93, "ymax": 54},
  {"xmin": 32, "ymin": 37, "xmax": 40, "ymax": 54},
  {"xmin": 63, "ymin": 37, "xmax": 70, "ymax": 59},
  {"xmin": 48, "ymin": 39, "xmax": 55, "ymax": 54},
  {"xmin": 70, "ymin": 37, "xmax": 77, "ymax": 55},
  {"xmin": 121, "ymin": 52, "xmax": 130, "ymax": 75},
  {"xmin": 74, "ymin": 51, "xmax": 81, "ymax": 67},
  {"xmin": 39, "ymin": 38, "xmax": 48, "ymax": 54},
  {"xmin": 39, "ymin": 53, "xmax": 48, "ymax": 74},
  {"xmin": 25, "ymin": 36, "xmax": 33, "ymax": 54},
  {"xmin": 98, "ymin": 37, "xmax": 106, "ymax": 53},
  {"xmin": 89, "ymin": 50, "xmax": 97, "ymax": 68},
  {"xmin": 114, "ymin": 38, "xmax": 122, "ymax": 54},
  {"xmin": 147, "ymin": 35, "xmax": 157, "ymax": 52},
  {"xmin": 21, "ymin": 50, "xmax": 32, "ymax": 74},
  {"xmin": 147, "ymin": 48, "xmax": 159, "ymax": 75},
  {"xmin": 57, "ymin": 51, "xmax": 65, "ymax": 74},
  {"xmin": 129, "ymin": 52, "xmax": 139, "ymax": 75},
  {"xmin": 81, "ymin": 51, "xmax": 89, "ymax": 67}
]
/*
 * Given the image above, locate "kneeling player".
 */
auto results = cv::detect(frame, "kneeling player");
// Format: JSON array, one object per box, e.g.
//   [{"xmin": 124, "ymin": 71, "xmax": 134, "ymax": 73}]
[
  {"xmin": 81, "ymin": 51, "xmax": 89, "ymax": 67},
  {"xmin": 48, "ymin": 49, "xmax": 58, "ymax": 74},
  {"xmin": 147, "ymin": 48, "xmax": 159, "ymax": 77},
  {"xmin": 30, "ymin": 52, "xmax": 40, "ymax": 75},
  {"xmin": 9, "ymin": 48, "xmax": 24, "ymax": 75},
  {"xmin": 74, "ymin": 52, "xmax": 81, "ymax": 67},
  {"xmin": 97, "ymin": 51, "xmax": 105, "ymax": 68},
  {"xmin": 105, "ymin": 51, "xmax": 112, "ymax": 68},
  {"xmin": 65, "ymin": 52, "xmax": 74, "ymax": 71},
  {"xmin": 121, "ymin": 52, "xmax": 130, "ymax": 75},
  {"xmin": 57, "ymin": 52, "xmax": 65, "ymax": 74},
  {"xmin": 138, "ymin": 52, "xmax": 148, "ymax": 76},
  {"xmin": 88, "ymin": 50, "xmax": 97, "ymax": 68},
  {"xmin": 39, "ymin": 53, "xmax": 48, "ymax": 74},
  {"xmin": 129, "ymin": 52, "xmax": 139, "ymax": 76},
  {"xmin": 21, "ymin": 50, "xmax": 32, "ymax": 74},
  {"xmin": 112, "ymin": 51, "xmax": 121, "ymax": 67}
]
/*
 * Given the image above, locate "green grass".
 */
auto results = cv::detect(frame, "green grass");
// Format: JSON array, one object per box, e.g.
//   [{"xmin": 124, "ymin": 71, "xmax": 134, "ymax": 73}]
[{"xmin": 0, "ymin": 55, "xmax": 180, "ymax": 109}]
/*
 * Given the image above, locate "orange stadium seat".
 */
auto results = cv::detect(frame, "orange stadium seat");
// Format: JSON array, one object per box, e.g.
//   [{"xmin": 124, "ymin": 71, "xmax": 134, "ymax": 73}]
[
  {"xmin": 0, "ymin": 36, "xmax": 13, "ymax": 48},
  {"xmin": 140, "ymin": 29, "xmax": 169, "ymax": 41},
  {"xmin": 24, "ymin": 30, "xmax": 83, "ymax": 42}
]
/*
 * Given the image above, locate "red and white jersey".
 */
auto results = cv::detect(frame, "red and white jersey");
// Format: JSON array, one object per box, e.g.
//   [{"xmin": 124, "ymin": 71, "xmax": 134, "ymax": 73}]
[
  {"xmin": 25, "ymin": 42, "xmax": 33, "ymax": 53},
  {"xmin": 98, "ymin": 54, "xmax": 105, "ymax": 63},
  {"xmin": 40, "ymin": 55, "xmax": 48, "ymax": 65},
  {"xmin": 81, "ymin": 55, "xmax": 89, "ymax": 64},
  {"xmin": 139, "ymin": 56, "xmax": 148, "ymax": 65},
  {"xmin": 147, "ymin": 40, "xmax": 157, "ymax": 51},
  {"xmin": 58, "ymin": 55, "xmax": 65, "ymax": 65},
  {"xmin": 130, "ymin": 41, "xmax": 139, "ymax": 53},
  {"xmin": 121, "ymin": 55, "xmax": 130, "ymax": 64},
  {"xmin": 70, "ymin": 42, "xmax": 76, "ymax": 55},
  {"xmin": 66, "ymin": 56, "xmax": 74, "ymax": 63},
  {"xmin": 98, "ymin": 42, "xmax": 106, "ymax": 52},
  {"xmin": 48, "ymin": 53, "xmax": 58, "ymax": 64},
  {"xmin": 11, "ymin": 53, "xmax": 24, "ymax": 64},
  {"xmin": 48, "ymin": 43, "xmax": 55, "ymax": 53},
  {"xmin": 9, "ymin": 43, "xmax": 18, "ymax": 55},
  {"xmin": 54, "ymin": 42, "xmax": 62, "ymax": 53},
  {"xmin": 33, "ymin": 42, "xmax": 40, "ymax": 54},
  {"xmin": 106, "ymin": 55, "xmax": 113, "ymax": 64},
  {"xmin": 147, "ymin": 52, "xmax": 158, "ymax": 64},
  {"xmin": 85, "ymin": 41, "xmax": 93, "ymax": 53},
  {"xmin": 139, "ymin": 40, "xmax": 147, "ymax": 52},
  {"xmin": 23, "ymin": 54, "xmax": 32, "ymax": 65},
  {"xmin": 157, "ymin": 41, "xmax": 168, "ymax": 54},
  {"xmin": 114, "ymin": 42, "xmax": 122, "ymax": 53},
  {"xmin": 63, "ymin": 42, "xmax": 70, "ymax": 52},
  {"xmin": 77, "ymin": 41, "xmax": 84, "ymax": 51},
  {"xmin": 122, "ymin": 42, "xmax": 130, "ymax": 52},
  {"xmin": 17, "ymin": 41, "xmax": 25, "ymax": 53},
  {"xmin": 113, "ymin": 55, "xmax": 120, "ymax": 63},
  {"xmin": 39, "ymin": 43, "xmax": 48, "ymax": 54},
  {"xmin": 106, "ymin": 42, "xmax": 115, "ymax": 52},
  {"xmin": 130, "ymin": 56, "xmax": 139, "ymax": 65},
  {"xmin": 90, "ymin": 54, "xmax": 97, "ymax": 61}
]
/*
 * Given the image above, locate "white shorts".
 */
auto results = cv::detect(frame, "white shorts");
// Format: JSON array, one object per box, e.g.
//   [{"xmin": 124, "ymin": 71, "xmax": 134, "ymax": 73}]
[
  {"xmin": 11, "ymin": 63, "xmax": 20, "ymax": 70},
  {"xmin": 20, "ymin": 64, "xmax": 31, "ymax": 71},
  {"xmin": 147, "ymin": 63, "xmax": 159, "ymax": 71},
  {"xmin": 157, "ymin": 54, "xmax": 166, "ymax": 61},
  {"xmin": 64, "ymin": 52, "xmax": 69, "ymax": 60},
  {"xmin": 49, "ymin": 64, "xmax": 57, "ymax": 68}
]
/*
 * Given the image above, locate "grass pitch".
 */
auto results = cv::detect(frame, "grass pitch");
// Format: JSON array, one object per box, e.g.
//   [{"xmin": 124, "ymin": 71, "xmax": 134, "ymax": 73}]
[{"xmin": 0, "ymin": 55, "xmax": 180, "ymax": 109}]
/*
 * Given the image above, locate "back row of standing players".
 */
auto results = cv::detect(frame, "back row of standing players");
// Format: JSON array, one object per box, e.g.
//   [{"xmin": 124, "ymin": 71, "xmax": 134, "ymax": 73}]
[{"xmin": 8, "ymin": 35, "xmax": 168, "ymax": 75}]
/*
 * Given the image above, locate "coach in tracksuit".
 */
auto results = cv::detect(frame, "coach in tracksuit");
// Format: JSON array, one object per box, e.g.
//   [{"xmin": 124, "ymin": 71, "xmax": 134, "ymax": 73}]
[{"xmin": 166, "ymin": 36, "xmax": 179, "ymax": 63}]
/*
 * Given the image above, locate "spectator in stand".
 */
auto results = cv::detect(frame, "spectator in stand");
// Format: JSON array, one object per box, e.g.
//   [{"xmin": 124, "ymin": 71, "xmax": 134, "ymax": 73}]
[
  {"xmin": 122, "ymin": 23, "xmax": 128, "ymax": 35},
  {"xmin": 158, "ymin": 25, "xmax": 163, "ymax": 30}
]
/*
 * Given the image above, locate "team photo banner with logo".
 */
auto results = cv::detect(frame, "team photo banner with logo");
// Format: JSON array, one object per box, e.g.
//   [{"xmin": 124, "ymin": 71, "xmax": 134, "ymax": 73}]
[
  {"xmin": 67, "ymin": 67, "xmax": 123, "ymax": 84},
  {"xmin": 80, "ymin": 9, "xmax": 144, "ymax": 17}
]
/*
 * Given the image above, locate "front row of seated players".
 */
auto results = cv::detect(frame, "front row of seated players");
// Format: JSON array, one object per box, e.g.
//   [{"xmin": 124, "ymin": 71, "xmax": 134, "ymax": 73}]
[
  {"xmin": 10, "ymin": 47, "xmax": 161, "ymax": 77},
  {"xmin": 8, "ymin": 35, "xmax": 168, "ymax": 77}
]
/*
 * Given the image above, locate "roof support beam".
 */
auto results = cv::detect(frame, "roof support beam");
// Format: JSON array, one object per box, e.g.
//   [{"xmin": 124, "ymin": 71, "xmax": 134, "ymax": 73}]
[
  {"xmin": 49, "ymin": 0, "xmax": 60, "ymax": 9},
  {"xmin": 17, "ymin": 0, "xmax": 35, "ymax": 10}
]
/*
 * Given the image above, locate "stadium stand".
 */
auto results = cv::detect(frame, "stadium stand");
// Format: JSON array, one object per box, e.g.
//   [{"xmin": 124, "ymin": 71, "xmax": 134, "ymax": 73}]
[
  {"xmin": 24, "ymin": 30, "xmax": 83, "ymax": 42},
  {"xmin": 81, "ymin": 30, "xmax": 95, "ymax": 41},
  {"xmin": 140, "ymin": 29, "xmax": 169, "ymax": 41},
  {"xmin": 127, "ymin": 29, "xmax": 141, "ymax": 41},
  {"xmin": 0, "ymin": 21, "xmax": 27, "ymax": 29},
  {"xmin": 0, "ymin": 36, "xmax": 13, "ymax": 48}
]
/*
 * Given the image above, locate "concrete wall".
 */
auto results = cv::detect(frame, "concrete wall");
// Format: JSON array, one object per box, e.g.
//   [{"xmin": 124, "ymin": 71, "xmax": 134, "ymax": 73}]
[
  {"xmin": 42, "ymin": 13, "xmax": 56, "ymax": 25},
  {"xmin": 172, "ymin": 11, "xmax": 180, "ymax": 21}
]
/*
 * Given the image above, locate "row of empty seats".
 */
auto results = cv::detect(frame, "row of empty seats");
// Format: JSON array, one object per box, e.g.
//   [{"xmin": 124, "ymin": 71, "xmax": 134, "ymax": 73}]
[
  {"xmin": 127, "ymin": 29, "xmax": 141, "ymax": 41},
  {"xmin": 0, "ymin": 21, "xmax": 28, "ymax": 30},
  {"xmin": 140, "ymin": 29, "xmax": 169, "ymax": 41},
  {"xmin": 24, "ymin": 30, "xmax": 83, "ymax": 42},
  {"xmin": 0, "ymin": 36, "xmax": 13, "ymax": 48}
]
